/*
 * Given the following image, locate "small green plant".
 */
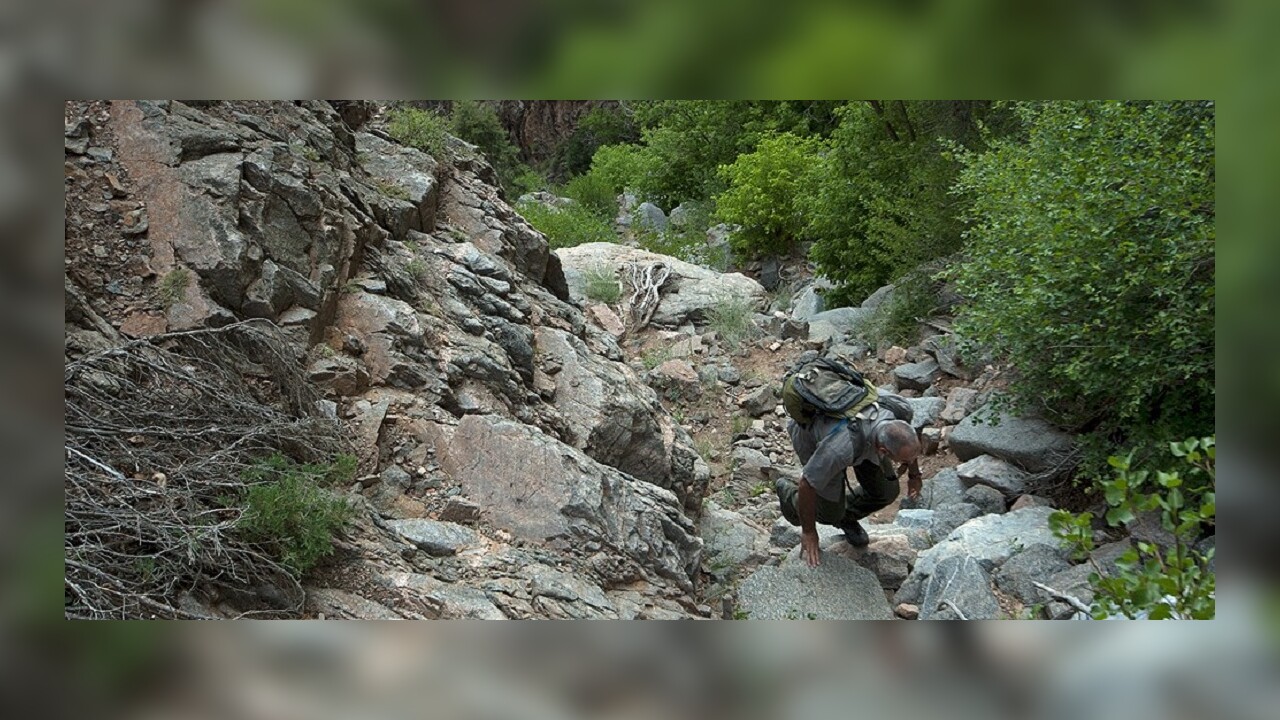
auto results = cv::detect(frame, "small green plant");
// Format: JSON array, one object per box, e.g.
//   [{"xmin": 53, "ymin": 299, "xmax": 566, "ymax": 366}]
[
  {"xmin": 387, "ymin": 106, "xmax": 450, "ymax": 158},
  {"xmin": 299, "ymin": 145, "xmax": 321, "ymax": 162},
  {"xmin": 156, "ymin": 267, "xmax": 192, "ymax": 308},
  {"xmin": 749, "ymin": 482, "xmax": 770, "ymax": 498},
  {"xmin": 517, "ymin": 199, "xmax": 615, "ymax": 250},
  {"xmin": 375, "ymin": 178, "xmax": 411, "ymax": 202},
  {"xmin": 730, "ymin": 414, "xmax": 751, "ymax": 436},
  {"xmin": 406, "ymin": 258, "xmax": 427, "ymax": 279},
  {"xmin": 640, "ymin": 345, "xmax": 674, "ymax": 370},
  {"xmin": 236, "ymin": 453, "xmax": 357, "ymax": 576},
  {"xmin": 705, "ymin": 294, "xmax": 760, "ymax": 351},
  {"xmin": 583, "ymin": 265, "xmax": 621, "ymax": 304},
  {"xmin": 694, "ymin": 438, "xmax": 717, "ymax": 462},
  {"xmin": 1050, "ymin": 436, "xmax": 1215, "ymax": 620}
]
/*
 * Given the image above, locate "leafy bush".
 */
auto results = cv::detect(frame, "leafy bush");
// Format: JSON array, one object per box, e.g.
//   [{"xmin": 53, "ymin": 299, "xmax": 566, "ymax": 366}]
[
  {"xmin": 948, "ymin": 101, "xmax": 1215, "ymax": 450},
  {"xmin": 713, "ymin": 132, "xmax": 824, "ymax": 258},
  {"xmin": 588, "ymin": 143, "xmax": 646, "ymax": 196},
  {"xmin": 563, "ymin": 170, "xmax": 618, "ymax": 221},
  {"xmin": 583, "ymin": 265, "xmax": 621, "ymax": 304},
  {"xmin": 507, "ymin": 165, "xmax": 547, "ymax": 197},
  {"xmin": 1050, "ymin": 436, "xmax": 1215, "ymax": 619},
  {"xmin": 517, "ymin": 199, "xmax": 615, "ymax": 250},
  {"xmin": 236, "ymin": 453, "xmax": 356, "ymax": 576},
  {"xmin": 705, "ymin": 294, "xmax": 760, "ymax": 351},
  {"xmin": 387, "ymin": 106, "xmax": 449, "ymax": 158}
]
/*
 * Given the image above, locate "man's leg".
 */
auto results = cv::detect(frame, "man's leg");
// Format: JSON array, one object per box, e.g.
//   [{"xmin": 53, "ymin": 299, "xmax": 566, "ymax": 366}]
[
  {"xmin": 843, "ymin": 459, "xmax": 900, "ymax": 522},
  {"xmin": 775, "ymin": 476, "xmax": 847, "ymax": 527}
]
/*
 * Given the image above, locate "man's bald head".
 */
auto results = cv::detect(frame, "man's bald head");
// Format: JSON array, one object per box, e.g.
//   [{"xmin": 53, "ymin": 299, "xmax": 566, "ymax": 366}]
[{"xmin": 874, "ymin": 420, "xmax": 921, "ymax": 464}]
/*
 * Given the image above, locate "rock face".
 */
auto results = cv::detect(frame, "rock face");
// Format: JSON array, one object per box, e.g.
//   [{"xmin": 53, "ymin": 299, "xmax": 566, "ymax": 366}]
[
  {"xmin": 556, "ymin": 243, "xmax": 766, "ymax": 328},
  {"xmin": 439, "ymin": 414, "xmax": 702, "ymax": 591},
  {"xmin": 956, "ymin": 454, "xmax": 1030, "ymax": 498},
  {"xmin": 698, "ymin": 501, "xmax": 770, "ymax": 580},
  {"xmin": 912, "ymin": 506, "xmax": 1060, "ymax": 578},
  {"xmin": 893, "ymin": 359, "xmax": 942, "ymax": 392},
  {"xmin": 737, "ymin": 556, "xmax": 894, "ymax": 620},
  {"xmin": 69, "ymin": 101, "xmax": 717, "ymax": 619},
  {"xmin": 918, "ymin": 555, "xmax": 1000, "ymax": 620},
  {"xmin": 949, "ymin": 402, "xmax": 1076, "ymax": 473}
]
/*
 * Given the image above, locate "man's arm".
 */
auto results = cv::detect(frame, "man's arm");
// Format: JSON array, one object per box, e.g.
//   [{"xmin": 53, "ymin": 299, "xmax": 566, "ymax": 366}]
[{"xmin": 798, "ymin": 475, "xmax": 821, "ymax": 567}]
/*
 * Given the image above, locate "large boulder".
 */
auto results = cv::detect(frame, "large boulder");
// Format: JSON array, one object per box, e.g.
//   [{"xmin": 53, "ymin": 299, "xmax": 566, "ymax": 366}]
[
  {"xmin": 698, "ymin": 501, "xmax": 770, "ymax": 580},
  {"xmin": 439, "ymin": 415, "xmax": 703, "ymax": 591},
  {"xmin": 949, "ymin": 402, "xmax": 1076, "ymax": 473},
  {"xmin": 893, "ymin": 359, "xmax": 942, "ymax": 392},
  {"xmin": 993, "ymin": 544, "xmax": 1073, "ymax": 605},
  {"xmin": 556, "ymin": 243, "xmax": 766, "ymax": 328},
  {"xmin": 736, "ymin": 556, "xmax": 894, "ymax": 620},
  {"xmin": 860, "ymin": 283, "xmax": 897, "ymax": 311},
  {"xmin": 807, "ymin": 307, "xmax": 873, "ymax": 345},
  {"xmin": 633, "ymin": 202, "xmax": 669, "ymax": 232},
  {"xmin": 918, "ymin": 555, "xmax": 1000, "ymax": 620},
  {"xmin": 912, "ymin": 505, "xmax": 1061, "ymax": 578},
  {"xmin": 956, "ymin": 454, "xmax": 1031, "ymax": 498},
  {"xmin": 905, "ymin": 396, "xmax": 946, "ymax": 430}
]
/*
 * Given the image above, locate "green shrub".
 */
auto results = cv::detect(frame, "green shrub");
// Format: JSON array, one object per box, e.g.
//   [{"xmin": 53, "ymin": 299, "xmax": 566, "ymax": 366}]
[
  {"xmin": 1050, "ymin": 436, "xmax": 1215, "ymax": 619},
  {"xmin": 713, "ymin": 132, "xmax": 824, "ymax": 258},
  {"xmin": 236, "ymin": 453, "xmax": 356, "ymax": 576},
  {"xmin": 948, "ymin": 101, "xmax": 1215, "ymax": 452},
  {"xmin": 583, "ymin": 265, "xmax": 621, "ymax": 304},
  {"xmin": 563, "ymin": 171, "xmax": 618, "ymax": 221},
  {"xmin": 449, "ymin": 100, "xmax": 531, "ymax": 195},
  {"xmin": 517, "ymin": 199, "xmax": 615, "ymax": 249},
  {"xmin": 156, "ymin": 267, "xmax": 192, "ymax": 308},
  {"xmin": 387, "ymin": 106, "xmax": 449, "ymax": 158},
  {"xmin": 507, "ymin": 164, "xmax": 547, "ymax": 197},
  {"xmin": 589, "ymin": 143, "xmax": 646, "ymax": 196},
  {"xmin": 553, "ymin": 105, "xmax": 639, "ymax": 179},
  {"xmin": 705, "ymin": 294, "xmax": 760, "ymax": 351}
]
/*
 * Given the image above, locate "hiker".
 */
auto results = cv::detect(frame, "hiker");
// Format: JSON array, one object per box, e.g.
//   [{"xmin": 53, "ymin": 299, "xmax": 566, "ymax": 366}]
[{"xmin": 774, "ymin": 357, "xmax": 923, "ymax": 567}]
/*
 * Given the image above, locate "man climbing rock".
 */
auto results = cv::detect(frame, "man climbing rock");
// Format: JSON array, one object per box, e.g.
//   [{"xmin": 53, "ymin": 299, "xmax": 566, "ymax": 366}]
[{"xmin": 775, "ymin": 358, "xmax": 922, "ymax": 567}]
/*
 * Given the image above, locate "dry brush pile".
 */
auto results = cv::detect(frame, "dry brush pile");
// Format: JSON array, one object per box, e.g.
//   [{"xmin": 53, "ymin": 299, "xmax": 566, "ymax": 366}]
[{"xmin": 64, "ymin": 321, "xmax": 350, "ymax": 619}]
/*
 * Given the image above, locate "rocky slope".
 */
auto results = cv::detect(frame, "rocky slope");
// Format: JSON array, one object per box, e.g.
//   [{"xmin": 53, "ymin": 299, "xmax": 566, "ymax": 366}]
[{"xmin": 65, "ymin": 100, "xmax": 1185, "ymax": 620}]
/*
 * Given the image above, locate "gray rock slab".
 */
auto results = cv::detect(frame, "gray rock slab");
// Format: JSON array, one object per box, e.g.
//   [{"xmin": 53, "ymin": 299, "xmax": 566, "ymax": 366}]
[
  {"xmin": 949, "ymin": 402, "xmax": 1075, "ymax": 473},
  {"xmin": 919, "ymin": 555, "xmax": 1000, "ymax": 620},
  {"xmin": 699, "ymin": 501, "xmax": 770, "ymax": 578},
  {"xmin": 388, "ymin": 519, "xmax": 479, "ymax": 556},
  {"xmin": 930, "ymin": 502, "xmax": 984, "ymax": 541},
  {"xmin": 956, "ymin": 454, "xmax": 1030, "ymax": 497},
  {"xmin": 963, "ymin": 484, "xmax": 1008, "ymax": 516},
  {"xmin": 525, "ymin": 564, "xmax": 616, "ymax": 612},
  {"xmin": 993, "ymin": 544, "xmax": 1073, "ymax": 605},
  {"xmin": 915, "ymin": 506, "xmax": 1061, "ymax": 577},
  {"xmin": 807, "ymin": 307, "xmax": 872, "ymax": 345},
  {"xmin": 737, "ymin": 556, "xmax": 894, "ymax": 620},
  {"xmin": 902, "ymin": 468, "xmax": 968, "ymax": 511},
  {"xmin": 893, "ymin": 359, "xmax": 942, "ymax": 392},
  {"xmin": 895, "ymin": 509, "xmax": 936, "ymax": 530},
  {"xmin": 906, "ymin": 396, "xmax": 946, "ymax": 430}
]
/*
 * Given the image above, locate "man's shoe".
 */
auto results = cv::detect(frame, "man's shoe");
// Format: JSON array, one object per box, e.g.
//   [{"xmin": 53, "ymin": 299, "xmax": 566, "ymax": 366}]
[{"xmin": 840, "ymin": 519, "xmax": 869, "ymax": 547}]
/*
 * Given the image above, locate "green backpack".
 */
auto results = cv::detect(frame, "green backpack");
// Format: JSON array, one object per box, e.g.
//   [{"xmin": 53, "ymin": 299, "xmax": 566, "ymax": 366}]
[{"xmin": 780, "ymin": 356, "xmax": 880, "ymax": 426}]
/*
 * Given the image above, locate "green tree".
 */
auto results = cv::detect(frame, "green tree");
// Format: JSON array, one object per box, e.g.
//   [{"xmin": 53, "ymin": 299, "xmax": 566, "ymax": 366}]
[
  {"xmin": 948, "ymin": 101, "xmax": 1215, "ymax": 453},
  {"xmin": 804, "ymin": 101, "xmax": 1003, "ymax": 304},
  {"xmin": 449, "ymin": 100, "xmax": 532, "ymax": 197},
  {"xmin": 714, "ymin": 132, "xmax": 824, "ymax": 257},
  {"xmin": 552, "ymin": 104, "xmax": 640, "ymax": 180}
]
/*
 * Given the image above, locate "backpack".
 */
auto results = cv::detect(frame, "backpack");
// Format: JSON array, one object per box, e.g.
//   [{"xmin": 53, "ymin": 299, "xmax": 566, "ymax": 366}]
[{"xmin": 780, "ymin": 356, "xmax": 880, "ymax": 426}]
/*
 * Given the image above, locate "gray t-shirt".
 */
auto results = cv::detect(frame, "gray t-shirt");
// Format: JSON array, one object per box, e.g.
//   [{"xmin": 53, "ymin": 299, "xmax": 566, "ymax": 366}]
[{"xmin": 787, "ymin": 399, "xmax": 909, "ymax": 501}]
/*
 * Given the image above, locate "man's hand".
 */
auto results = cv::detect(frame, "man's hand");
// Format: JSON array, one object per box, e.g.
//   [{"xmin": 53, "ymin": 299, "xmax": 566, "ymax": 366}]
[
  {"xmin": 800, "ymin": 530, "xmax": 821, "ymax": 567},
  {"xmin": 907, "ymin": 472, "xmax": 923, "ymax": 501}
]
